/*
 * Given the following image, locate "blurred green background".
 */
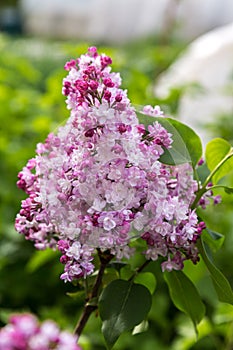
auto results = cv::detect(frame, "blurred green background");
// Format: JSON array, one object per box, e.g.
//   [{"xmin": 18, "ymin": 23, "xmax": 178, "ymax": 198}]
[{"xmin": 0, "ymin": 31, "xmax": 233, "ymax": 350}]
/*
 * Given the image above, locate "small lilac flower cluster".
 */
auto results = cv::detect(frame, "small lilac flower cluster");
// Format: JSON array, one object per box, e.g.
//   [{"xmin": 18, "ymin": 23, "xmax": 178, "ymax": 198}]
[
  {"xmin": 199, "ymin": 182, "xmax": 222, "ymax": 209},
  {"xmin": 0, "ymin": 313, "xmax": 81, "ymax": 350},
  {"xmin": 16, "ymin": 47, "xmax": 207, "ymax": 282}
]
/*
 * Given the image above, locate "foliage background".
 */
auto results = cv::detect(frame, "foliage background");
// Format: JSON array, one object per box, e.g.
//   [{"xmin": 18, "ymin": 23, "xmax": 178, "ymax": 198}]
[{"xmin": 0, "ymin": 33, "xmax": 233, "ymax": 349}]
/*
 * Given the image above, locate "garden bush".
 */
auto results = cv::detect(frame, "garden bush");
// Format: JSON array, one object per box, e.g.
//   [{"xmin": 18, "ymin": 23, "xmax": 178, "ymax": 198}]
[{"xmin": 1, "ymin": 34, "xmax": 233, "ymax": 350}]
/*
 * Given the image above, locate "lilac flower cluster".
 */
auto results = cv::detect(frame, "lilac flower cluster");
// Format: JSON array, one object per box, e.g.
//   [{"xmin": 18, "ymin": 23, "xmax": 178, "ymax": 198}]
[
  {"xmin": 0, "ymin": 313, "xmax": 81, "ymax": 350},
  {"xmin": 15, "ymin": 47, "xmax": 207, "ymax": 282}
]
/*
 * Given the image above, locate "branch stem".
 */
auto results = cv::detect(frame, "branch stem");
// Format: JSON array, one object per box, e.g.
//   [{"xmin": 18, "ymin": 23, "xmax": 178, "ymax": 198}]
[
  {"xmin": 128, "ymin": 259, "xmax": 151, "ymax": 282},
  {"xmin": 74, "ymin": 250, "xmax": 113, "ymax": 338}
]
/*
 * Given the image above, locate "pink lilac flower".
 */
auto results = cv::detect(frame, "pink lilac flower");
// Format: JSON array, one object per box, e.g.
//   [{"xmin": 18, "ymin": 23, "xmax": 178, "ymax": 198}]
[
  {"xmin": 0, "ymin": 314, "xmax": 81, "ymax": 350},
  {"xmin": 142, "ymin": 105, "xmax": 164, "ymax": 117},
  {"xmin": 15, "ymin": 47, "xmax": 210, "ymax": 281}
]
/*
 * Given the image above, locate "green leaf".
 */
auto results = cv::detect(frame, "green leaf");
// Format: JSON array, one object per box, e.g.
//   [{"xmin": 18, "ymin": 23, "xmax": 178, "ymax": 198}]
[
  {"xmin": 66, "ymin": 290, "xmax": 86, "ymax": 302},
  {"xmin": 210, "ymin": 185, "xmax": 233, "ymax": 194},
  {"xmin": 224, "ymin": 186, "xmax": 233, "ymax": 194},
  {"xmin": 164, "ymin": 270, "xmax": 205, "ymax": 331},
  {"xmin": 202, "ymin": 228, "xmax": 225, "ymax": 252},
  {"xmin": 99, "ymin": 279, "xmax": 152, "ymax": 349},
  {"xmin": 134, "ymin": 272, "xmax": 156, "ymax": 295},
  {"xmin": 138, "ymin": 114, "xmax": 202, "ymax": 167},
  {"xmin": 205, "ymin": 138, "xmax": 233, "ymax": 184},
  {"xmin": 198, "ymin": 238, "xmax": 233, "ymax": 304},
  {"xmin": 26, "ymin": 249, "xmax": 59, "ymax": 273}
]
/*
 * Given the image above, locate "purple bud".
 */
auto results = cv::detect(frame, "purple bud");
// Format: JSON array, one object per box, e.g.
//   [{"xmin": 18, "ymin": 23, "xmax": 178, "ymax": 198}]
[
  {"xmin": 103, "ymin": 78, "xmax": 115, "ymax": 88},
  {"xmin": 84, "ymin": 128, "xmax": 95, "ymax": 137},
  {"xmin": 89, "ymin": 80, "xmax": 99, "ymax": 90},
  {"xmin": 118, "ymin": 123, "xmax": 127, "ymax": 134},
  {"xmin": 101, "ymin": 55, "xmax": 112, "ymax": 69},
  {"xmin": 103, "ymin": 90, "xmax": 112, "ymax": 101},
  {"xmin": 115, "ymin": 93, "xmax": 122, "ymax": 102},
  {"xmin": 198, "ymin": 157, "xmax": 204, "ymax": 166},
  {"xmin": 88, "ymin": 46, "xmax": 98, "ymax": 57},
  {"xmin": 60, "ymin": 254, "xmax": 69, "ymax": 264}
]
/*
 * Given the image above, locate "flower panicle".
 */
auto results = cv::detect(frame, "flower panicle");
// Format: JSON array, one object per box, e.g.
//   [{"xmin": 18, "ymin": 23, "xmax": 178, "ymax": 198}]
[{"xmin": 15, "ymin": 47, "xmax": 213, "ymax": 283}]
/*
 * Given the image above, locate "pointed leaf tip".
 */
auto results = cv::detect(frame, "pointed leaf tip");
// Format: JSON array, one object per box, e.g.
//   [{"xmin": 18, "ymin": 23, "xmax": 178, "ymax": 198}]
[
  {"xmin": 198, "ymin": 238, "xmax": 233, "ymax": 305},
  {"xmin": 164, "ymin": 270, "xmax": 205, "ymax": 332},
  {"xmin": 99, "ymin": 279, "xmax": 152, "ymax": 348}
]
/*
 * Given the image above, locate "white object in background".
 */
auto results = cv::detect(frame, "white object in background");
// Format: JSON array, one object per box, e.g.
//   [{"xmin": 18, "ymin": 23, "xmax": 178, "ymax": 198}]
[
  {"xmin": 154, "ymin": 23, "xmax": 233, "ymax": 144},
  {"xmin": 19, "ymin": 0, "xmax": 170, "ymax": 42},
  {"xmin": 174, "ymin": 0, "xmax": 233, "ymax": 40},
  {"xmin": 19, "ymin": 0, "xmax": 233, "ymax": 43}
]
